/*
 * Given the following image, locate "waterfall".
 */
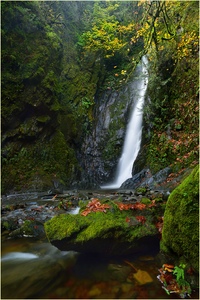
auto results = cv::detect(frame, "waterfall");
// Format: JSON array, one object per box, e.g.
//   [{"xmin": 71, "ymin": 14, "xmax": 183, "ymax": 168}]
[{"xmin": 101, "ymin": 56, "xmax": 148, "ymax": 189}]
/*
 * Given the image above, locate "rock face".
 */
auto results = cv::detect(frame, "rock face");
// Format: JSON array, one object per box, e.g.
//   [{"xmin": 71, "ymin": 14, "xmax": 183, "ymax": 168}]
[
  {"xmin": 161, "ymin": 165, "xmax": 199, "ymax": 271},
  {"xmin": 79, "ymin": 64, "xmax": 147, "ymax": 187},
  {"xmin": 44, "ymin": 198, "xmax": 163, "ymax": 256},
  {"xmin": 121, "ymin": 167, "xmax": 172, "ymax": 190}
]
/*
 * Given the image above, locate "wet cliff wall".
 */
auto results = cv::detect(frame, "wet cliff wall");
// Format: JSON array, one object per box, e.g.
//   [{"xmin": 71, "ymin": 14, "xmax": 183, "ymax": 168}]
[{"xmin": 78, "ymin": 64, "xmax": 146, "ymax": 188}]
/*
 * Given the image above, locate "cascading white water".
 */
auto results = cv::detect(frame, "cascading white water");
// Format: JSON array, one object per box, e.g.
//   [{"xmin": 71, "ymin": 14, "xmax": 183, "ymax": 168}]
[{"xmin": 101, "ymin": 56, "xmax": 148, "ymax": 189}]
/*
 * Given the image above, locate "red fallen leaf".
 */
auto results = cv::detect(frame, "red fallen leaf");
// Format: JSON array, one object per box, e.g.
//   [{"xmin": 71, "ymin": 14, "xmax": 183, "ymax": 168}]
[
  {"xmin": 81, "ymin": 210, "xmax": 90, "ymax": 216},
  {"xmin": 164, "ymin": 273, "xmax": 174, "ymax": 284},
  {"xmin": 81, "ymin": 199, "xmax": 110, "ymax": 216},
  {"xmin": 136, "ymin": 215, "xmax": 146, "ymax": 224},
  {"xmin": 117, "ymin": 203, "xmax": 131, "ymax": 210},
  {"xmin": 87, "ymin": 198, "xmax": 100, "ymax": 208},
  {"xmin": 133, "ymin": 203, "xmax": 146, "ymax": 210},
  {"xmin": 126, "ymin": 217, "xmax": 130, "ymax": 223},
  {"xmin": 156, "ymin": 216, "xmax": 164, "ymax": 234},
  {"xmin": 156, "ymin": 222, "xmax": 163, "ymax": 233},
  {"xmin": 117, "ymin": 202, "xmax": 146, "ymax": 211}
]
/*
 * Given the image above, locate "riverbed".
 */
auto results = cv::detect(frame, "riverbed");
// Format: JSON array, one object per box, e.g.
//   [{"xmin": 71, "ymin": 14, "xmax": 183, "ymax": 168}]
[
  {"xmin": 1, "ymin": 190, "xmax": 199, "ymax": 299},
  {"xmin": 0, "ymin": 236, "xmax": 184, "ymax": 299}
]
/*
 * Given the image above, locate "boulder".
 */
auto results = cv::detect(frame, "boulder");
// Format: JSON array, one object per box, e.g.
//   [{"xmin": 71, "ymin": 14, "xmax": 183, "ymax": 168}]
[
  {"xmin": 121, "ymin": 167, "xmax": 172, "ymax": 190},
  {"xmin": 44, "ymin": 199, "xmax": 161, "ymax": 256},
  {"xmin": 1, "ymin": 249, "xmax": 77, "ymax": 299},
  {"xmin": 161, "ymin": 165, "xmax": 199, "ymax": 271}
]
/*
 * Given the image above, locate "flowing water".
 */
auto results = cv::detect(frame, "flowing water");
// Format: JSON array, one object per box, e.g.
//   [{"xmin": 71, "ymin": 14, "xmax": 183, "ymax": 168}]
[
  {"xmin": 101, "ymin": 56, "xmax": 148, "ymax": 189},
  {"xmin": 0, "ymin": 236, "xmax": 177, "ymax": 299},
  {"xmin": 2, "ymin": 236, "xmax": 199, "ymax": 299}
]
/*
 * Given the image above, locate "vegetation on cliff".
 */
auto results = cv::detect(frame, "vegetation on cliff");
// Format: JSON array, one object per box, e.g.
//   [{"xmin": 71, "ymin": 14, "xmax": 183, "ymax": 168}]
[
  {"xmin": 1, "ymin": 1, "xmax": 95, "ymax": 192},
  {"xmin": 139, "ymin": 1, "xmax": 199, "ymax": 174}
]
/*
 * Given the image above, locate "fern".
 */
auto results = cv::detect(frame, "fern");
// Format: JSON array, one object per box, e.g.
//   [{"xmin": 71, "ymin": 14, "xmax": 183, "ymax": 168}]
[
  {"xmin": 173, "ymin": 264, "xmax": 185, "ymax": 282},
  {"xmin": 173, "ymin": 264, "xmax": 191, "ymax": 291}
]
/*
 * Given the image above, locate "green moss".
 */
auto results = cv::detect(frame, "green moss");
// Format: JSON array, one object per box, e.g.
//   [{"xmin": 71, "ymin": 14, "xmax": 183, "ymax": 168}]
[
  {"xmin": 36, "ymin": 115, "xmax": 50, "ymax": 123},
  {"xmin": 141, "ymin": 197, "xmax": 151, "ymax": 205},
  {"xmin": 159, "ymin": 240, "xmax": 171, "ymax": 254},
  {"xmin": 2, "ymin": 221, "xmax": 10, "ymax": 230},
  {"xmin": 20, "ymin": 220, "xmax": 34, "ymax": 235},
  {"xmin": 45, "ymin": 214, "xmax": 90, "ymax": 241},
  {"xmin": 162, "ymin": 165, "xmax": 199, "ymax": 271},
  {"xmin": 1, "ymin": 129, "xmax": 80, "ymax": 192},
  {"xmin": 135, "ymin": 187, "xmax": 147, "ymax": 195},
  {"xmin": 44, "ymin": 202, "xmax": 157, "ymax": 245},
  {"xmin": 154, "ymin": 198, "xmax": 163, "ymax": 203}
]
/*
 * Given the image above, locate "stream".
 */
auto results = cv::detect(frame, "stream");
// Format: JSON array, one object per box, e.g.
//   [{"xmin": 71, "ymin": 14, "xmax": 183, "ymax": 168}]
[
  {"xmin": 1, "ymin": 191, "xmax": 199, "ymax": 299},
  {"xmin": 1, "ymin": 236, "xmax": 175, "ymax": 299}
]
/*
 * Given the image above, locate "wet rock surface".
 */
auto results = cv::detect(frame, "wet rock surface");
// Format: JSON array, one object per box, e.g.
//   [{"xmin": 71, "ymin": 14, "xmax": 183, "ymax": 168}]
[
  {"xmin": 79, "ymin": 66, "xmax": 145, "ymax": 186},
  {"xmin": 1, "ymin": 241, "xmax": 78, "ymax": 299},
  {"xmin": 2, "ymin": 188, "xmax": 167, "ymax": 240},
  {"xmin": 43, "ymin": 189, "xmax": 168, "ymax": 256}
]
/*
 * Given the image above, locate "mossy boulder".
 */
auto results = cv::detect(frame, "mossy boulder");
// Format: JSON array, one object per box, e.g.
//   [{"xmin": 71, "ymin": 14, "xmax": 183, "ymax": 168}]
[
  {"xmin": 141, "ymin": 197, "xmax": 151, "ymax": 205},
  {"xmin": 44, "ymin": 200, "xmax": 160, "ymax": 256},
  {"xmin": 161, "ymin": 165, "xmax": 199, "ymax": 271}
]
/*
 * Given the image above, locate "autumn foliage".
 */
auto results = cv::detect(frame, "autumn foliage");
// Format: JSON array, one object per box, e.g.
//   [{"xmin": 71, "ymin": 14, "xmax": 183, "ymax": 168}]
[
  {"xmin": 81, "ymin": 198, "xmax": 110, "ymax": 216},
  {"xmin": 81, "ymin": 198, "xmax": 158, "ymax": 217}
]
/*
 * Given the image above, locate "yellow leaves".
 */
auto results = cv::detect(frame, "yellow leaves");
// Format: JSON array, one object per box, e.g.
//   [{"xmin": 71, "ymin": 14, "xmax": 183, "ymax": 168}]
[
  {"xmin": 158, "ymin": 45, "xmax": 164, "ymax": 51},
  {"xmin": 163, "ymin": 33, "xmax": 172, "ymax": 40},
  {"xmin": 121, "ymin": 70, "xmax": 127, "ymax": 75},
  {"xmin": 131, "ymin": 36, "xmax": 137, "ymax": 44},
  {"xmin": 176, "ymin": 30, "xmax": 199, "ymax": 60},
  {"xmin": 138, "ymin": 0, "xmax": 150, "ymax": 7},
  {"xmin": 79, "ymin": 17, "xmax": 131, "ymax": 57},
  {"xmin": 134, "ymin": 22, "xmax": 150, "ymax": 44},
  {"xmin": 118, "ymin": 23, "xmax": 135, "ymax": 34},
  {"xmin": 133, "ymin": 269, "xmax": 153, "ymax": 285}
]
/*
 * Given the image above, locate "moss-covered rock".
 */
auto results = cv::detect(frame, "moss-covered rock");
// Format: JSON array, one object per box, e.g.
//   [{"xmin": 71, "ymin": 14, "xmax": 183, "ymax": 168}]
[
  {"xmin": 135, "ymin": 187, "xmax": 147, "ymax": 195},
  {"xmin": 44, "ymin": 200, "xmax": 160, "ymax": 256},
  {"xmin": 161, "ymin": 165, "xmax": 199, "ymax": 271},
  {"xmin": 141, "ymin": 197, "xmax": 151, "ymax": 205}
]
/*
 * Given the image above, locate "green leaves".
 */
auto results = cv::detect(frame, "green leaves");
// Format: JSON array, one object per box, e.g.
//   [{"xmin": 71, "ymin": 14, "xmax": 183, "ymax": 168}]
[
  {"xmin": 173, "ymin": 264, "xmax": 185, "ymax": 282},
  {"xmin": 78, "ymin": 21, "xmax": 126, "ymax": 58},
  {"xmin": 77, "ymin": 2, "xmax": 136, "ymax": 60}
]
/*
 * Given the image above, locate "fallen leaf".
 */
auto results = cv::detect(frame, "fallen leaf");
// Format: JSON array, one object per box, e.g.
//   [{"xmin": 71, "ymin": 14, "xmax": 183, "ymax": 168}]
[
  {"xmin": 136, "ymin": 215, "xmax": 146, "ymax": 224},
  {"xmin": 133, "ymin": 203, "xmax": 146, "ymax": 210},
  {"xmin": 133, "ymin": 269, "xmax": 153, "ymax": 285},
  {"xmin": 81, "ymin": 199, "xmax": 110, "ymax": 216}
]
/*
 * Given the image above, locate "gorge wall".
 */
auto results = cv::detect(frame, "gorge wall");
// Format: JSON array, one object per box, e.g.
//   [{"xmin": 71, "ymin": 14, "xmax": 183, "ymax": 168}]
[{"xmin": 2, "ymin": 1, "xmax": 199, "ymax": 193}]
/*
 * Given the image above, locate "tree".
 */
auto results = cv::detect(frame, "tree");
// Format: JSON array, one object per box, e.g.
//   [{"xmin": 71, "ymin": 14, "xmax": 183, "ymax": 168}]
[{"xmin": 77, "ymin": 2, "xmax": 136, "ymax": 60}]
